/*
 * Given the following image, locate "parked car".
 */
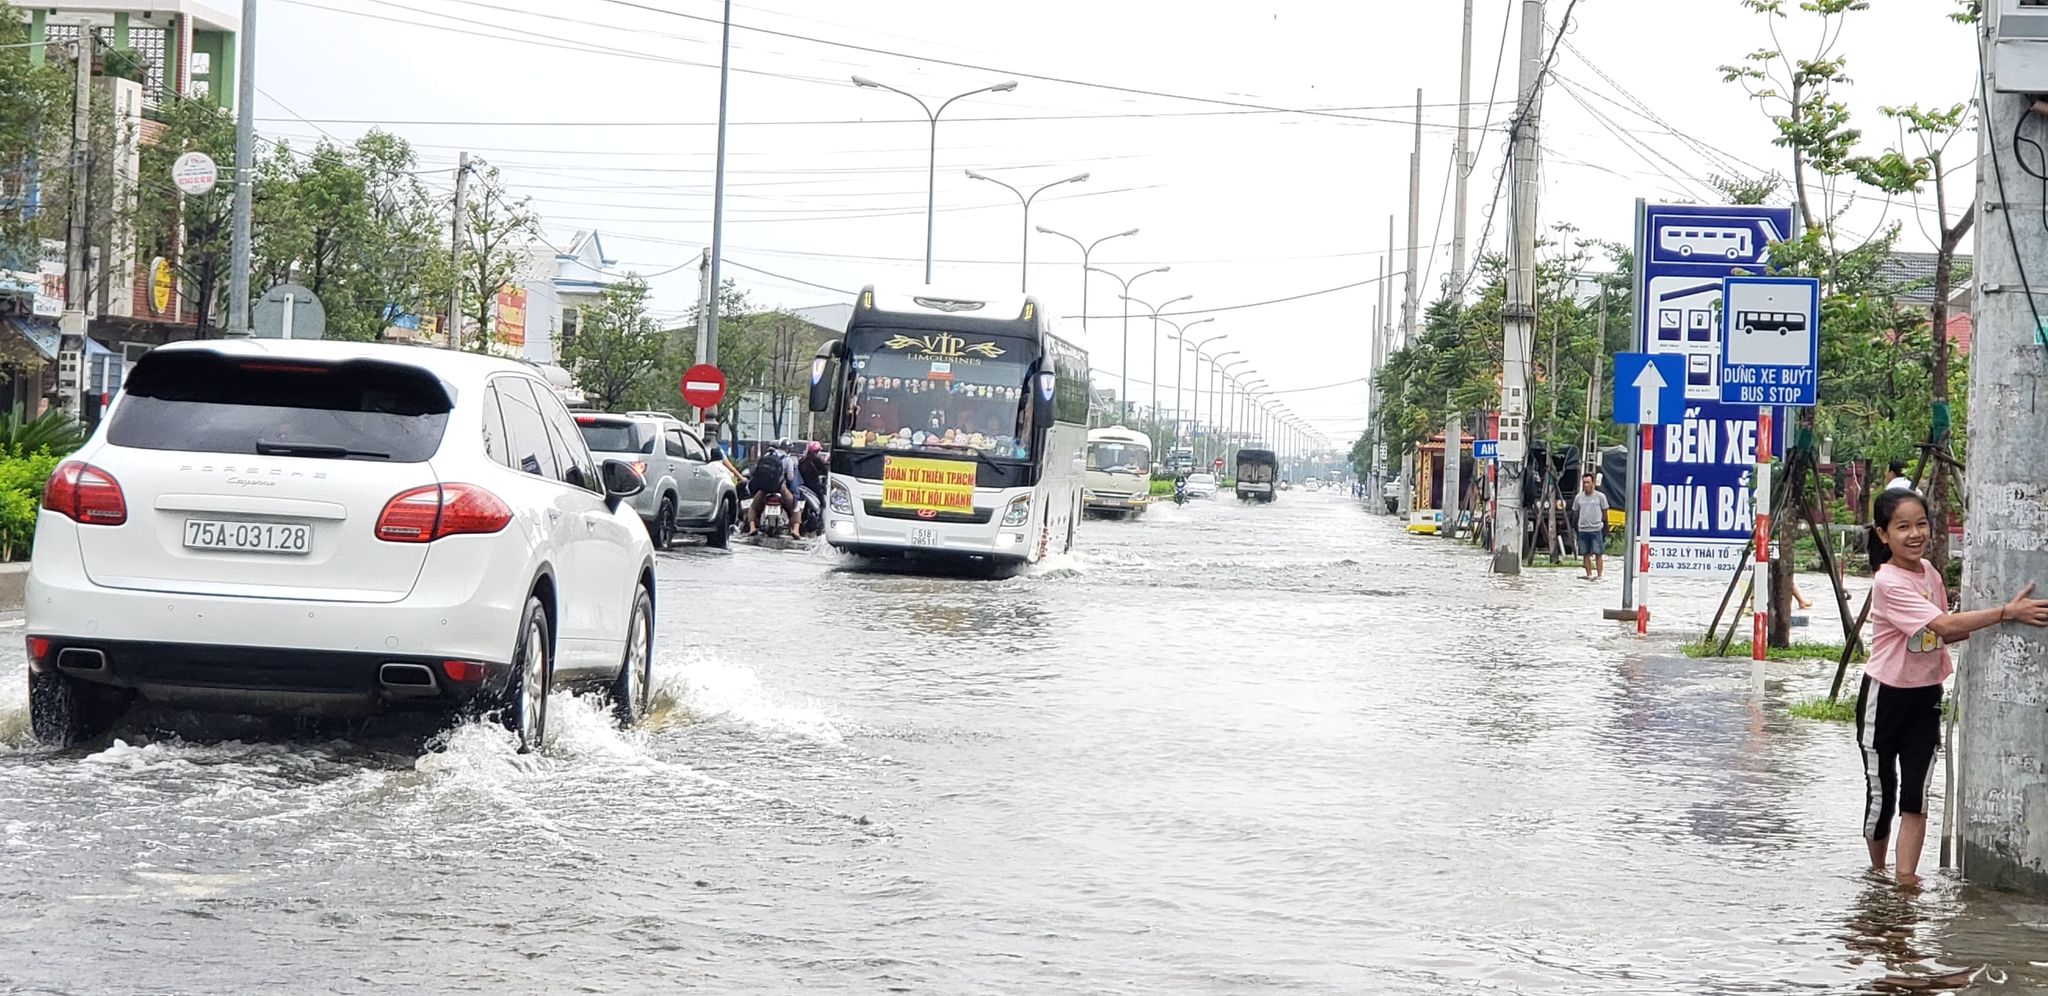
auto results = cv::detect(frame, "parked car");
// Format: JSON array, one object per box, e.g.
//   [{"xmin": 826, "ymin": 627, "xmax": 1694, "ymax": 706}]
[
  {"xmin": 1184, "ymin": 472, "xmax": 1220, "ymax": 499},
  {"xmin": 575, "ymin": 410, "xmax": 737, "ymax": 549},
  {"xmin": 24, "ymin": 339, "xmax": 658, "ymax": 753}
]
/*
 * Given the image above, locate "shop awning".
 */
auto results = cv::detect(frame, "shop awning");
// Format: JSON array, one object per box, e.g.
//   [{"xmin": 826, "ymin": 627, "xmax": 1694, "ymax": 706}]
[{"xmin": 1, "ymin": 316, "xmax": 59, "ymax": 360}]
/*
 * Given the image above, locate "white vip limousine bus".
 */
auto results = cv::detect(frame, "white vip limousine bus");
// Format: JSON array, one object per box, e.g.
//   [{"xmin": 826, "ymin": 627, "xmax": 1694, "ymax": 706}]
[{"xmin": 807, "ymin": 287, "xmax": 1090, "ymax": 565}]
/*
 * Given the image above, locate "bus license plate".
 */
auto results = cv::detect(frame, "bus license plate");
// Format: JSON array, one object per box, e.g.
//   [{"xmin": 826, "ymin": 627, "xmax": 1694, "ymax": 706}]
[
  {"xmin": 907, "ymin": 527, "xmax": 939, "ymax": 549},
  {"xmin": 183, "ymin": 519, "xmax": 312, "ymax": 555}
]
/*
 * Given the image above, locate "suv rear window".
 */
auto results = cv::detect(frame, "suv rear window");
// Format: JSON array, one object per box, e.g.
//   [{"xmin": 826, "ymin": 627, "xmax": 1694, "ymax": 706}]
[
  {"xmin": 108, "ymin": 351, "xmax": 453, "ymax": 463},
  {"xmin": 576, "ymin": 418, "xmax": 652, "ymax": 454}
]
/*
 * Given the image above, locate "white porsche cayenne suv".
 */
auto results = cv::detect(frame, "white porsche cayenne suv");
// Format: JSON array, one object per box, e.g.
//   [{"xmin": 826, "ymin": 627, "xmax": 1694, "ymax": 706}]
[{"xmin": 24, "ymin": 339, "xmax": 658, "ymax": 751}]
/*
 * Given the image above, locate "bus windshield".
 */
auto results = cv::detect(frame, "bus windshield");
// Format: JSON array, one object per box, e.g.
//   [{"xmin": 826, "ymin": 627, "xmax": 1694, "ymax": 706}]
[
  {"xmin": 1088, "ymin": 441, "xmax": 1150, "ymax": 473},
  {"xmin": 842, "ymin": 329, "xmax": 1034, "ymax": 460}
]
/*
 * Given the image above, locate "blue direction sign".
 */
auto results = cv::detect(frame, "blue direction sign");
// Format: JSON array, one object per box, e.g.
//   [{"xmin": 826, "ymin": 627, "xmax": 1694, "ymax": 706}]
[
  {"xmin": 1473, "ymin": 439, "xmax": 1498, "ymax": 460},
  {"xmin": 1612, "ymin": 353, "xmax": 1685, "ymax": 425},
  {"xmin": 1635, "ymin": 201, "xmax": 1796, "ymax": 579},
  {"xmin": 1720, "ymin": 276, "xmax": 1819, "ymax": 407}
]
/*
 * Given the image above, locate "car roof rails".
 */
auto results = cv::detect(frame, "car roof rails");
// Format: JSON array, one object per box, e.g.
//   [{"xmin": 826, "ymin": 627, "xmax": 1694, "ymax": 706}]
[{"xmin": 625, "ymin": 410, "xmax": 680, "ymax": 420}]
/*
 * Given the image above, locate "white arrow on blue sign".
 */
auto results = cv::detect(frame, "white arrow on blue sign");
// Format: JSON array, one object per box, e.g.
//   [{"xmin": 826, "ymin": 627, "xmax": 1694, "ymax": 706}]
[{"xmin": 1612, "ymin": 352, "xmax": 1687, "ymax": 425}]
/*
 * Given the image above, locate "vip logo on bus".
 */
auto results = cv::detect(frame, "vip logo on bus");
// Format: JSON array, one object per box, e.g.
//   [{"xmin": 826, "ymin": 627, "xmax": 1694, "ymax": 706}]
[{"xmin": 880, "ymin": 333, "xmax": 1006, "ymax": 360}]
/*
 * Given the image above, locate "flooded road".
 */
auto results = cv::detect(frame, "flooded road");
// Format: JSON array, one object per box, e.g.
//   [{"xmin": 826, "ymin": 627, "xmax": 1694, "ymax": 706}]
[{"xmin": 4, "ymin": 492, "xmax": 2047, "ymax": 993}]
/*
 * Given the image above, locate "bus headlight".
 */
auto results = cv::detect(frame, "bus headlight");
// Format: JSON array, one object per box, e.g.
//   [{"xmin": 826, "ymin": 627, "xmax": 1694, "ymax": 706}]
[
  {"xmin": 1081, "ymin": 488, "xmax": 1094, "ymax": 500},
  {"xmin": 1001, "ymin": 495, "xmax": 1032, "ymax": 527},
  {"xmin": 828, "ymin": 480, "xmax": 854, "ymax": 514}
]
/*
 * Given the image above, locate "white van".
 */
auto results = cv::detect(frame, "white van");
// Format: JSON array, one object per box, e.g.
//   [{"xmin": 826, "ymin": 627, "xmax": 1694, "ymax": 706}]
[{"xmin": 1083, "ymin": 426, "xmax": 1153, "ymax": 519}]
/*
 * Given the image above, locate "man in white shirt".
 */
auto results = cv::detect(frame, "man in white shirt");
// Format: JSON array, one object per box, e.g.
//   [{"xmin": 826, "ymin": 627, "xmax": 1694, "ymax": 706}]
[{"xmin": 1884, "ymin": 459, "xmax": 1914, "ymax": 493}]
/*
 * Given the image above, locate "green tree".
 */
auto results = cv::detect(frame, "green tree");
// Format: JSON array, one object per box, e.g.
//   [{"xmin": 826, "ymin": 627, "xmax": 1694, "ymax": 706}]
[
  {"xmin": 0, "ymin": 1, "xmax": 70, "ymax": 268},
  {"xmin": 252, "ymin": 131, "xmax": 445, "ymax": 341},
  {"xmin": 560, "ymin": 277, "xmax": 663, "ymax": 412},
  {"xmin": 454, "ymin": 162, "xmax": 536, "ymax": 353},
  {"xmin": 1718, "ymin": 0, "xmax": 1868, "ymax": 240}
]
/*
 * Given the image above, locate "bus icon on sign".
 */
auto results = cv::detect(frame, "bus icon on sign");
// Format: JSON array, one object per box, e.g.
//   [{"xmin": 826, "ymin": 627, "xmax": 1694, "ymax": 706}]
[
  {"xmin": 1733, "ymin": 310, "xmax": 1806, "ymax": 337},
  {"xmin": 1659, "ymin": 226, "xmax": 1752, "ymax": 260}
]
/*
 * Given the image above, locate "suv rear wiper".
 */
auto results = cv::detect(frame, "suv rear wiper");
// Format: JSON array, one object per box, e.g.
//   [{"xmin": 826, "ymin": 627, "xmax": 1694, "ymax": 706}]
[{"xmin": 256, "ymin": 439, "xmax": 391, "ymax": 460}]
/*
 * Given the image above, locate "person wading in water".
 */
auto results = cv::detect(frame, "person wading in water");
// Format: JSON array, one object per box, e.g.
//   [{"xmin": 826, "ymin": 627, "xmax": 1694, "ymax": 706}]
[{"xmin": 1858, "ymin": 488, "xmax": 2048, "ymax": 881}]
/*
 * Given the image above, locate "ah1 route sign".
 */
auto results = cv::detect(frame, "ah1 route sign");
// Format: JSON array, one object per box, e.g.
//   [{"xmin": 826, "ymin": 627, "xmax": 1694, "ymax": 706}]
[
  {"xmin": 1472, "ymin": 439, "xmax": 1498, "ymax": 460},
  {"xmin": 1720, "ymin": 276, "xmax": 1819, "ymax": 407},
  {"xmin": 1610, "ymin": 353, "xmax": 1685, "ymax": 425}
]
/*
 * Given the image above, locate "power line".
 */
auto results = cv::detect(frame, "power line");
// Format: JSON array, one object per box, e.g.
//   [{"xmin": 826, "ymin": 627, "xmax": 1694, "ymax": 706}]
[
  {"xmin": 583, "ymin": 0, "xmax": 1503, "ymax": 127},
  {"xmin": 1067, "ymin": 268, "xmax": 1407, "ymax": 321},
  {"xmin": 722, "ymin": 257, "xmax": 855, "ymax": 296}
]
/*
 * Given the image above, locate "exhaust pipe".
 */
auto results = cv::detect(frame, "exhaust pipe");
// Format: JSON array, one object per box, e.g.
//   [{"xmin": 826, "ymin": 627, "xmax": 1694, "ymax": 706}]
[
  {"xmin": 378, "ymin": 662, "xmax": 440, "ymax": 698},
  {"xmin": 56, "ymin": 647, "xmax": 106, "ymax": 671}
]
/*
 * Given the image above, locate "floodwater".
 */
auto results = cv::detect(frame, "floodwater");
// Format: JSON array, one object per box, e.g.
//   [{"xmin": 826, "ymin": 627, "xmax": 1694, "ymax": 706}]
[{"xmin": 3, "ymin": 491, "xmax": 2047, "ymax": 994}]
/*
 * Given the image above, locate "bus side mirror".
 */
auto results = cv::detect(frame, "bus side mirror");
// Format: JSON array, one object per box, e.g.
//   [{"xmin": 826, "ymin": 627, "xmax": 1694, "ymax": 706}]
[
  {"xmin": 1033, "ymin": 371, "xmax": 1057, "ymax": 426},
  {"xmin": 808, "ymin": 342, "xmax": 845, "ymax": 413}
]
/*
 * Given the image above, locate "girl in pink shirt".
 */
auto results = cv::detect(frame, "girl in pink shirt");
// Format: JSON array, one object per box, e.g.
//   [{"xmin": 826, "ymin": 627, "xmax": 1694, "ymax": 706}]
[{"xmin": 1859, "ymin": 489, "xmax": 2048, "ymax": 881}]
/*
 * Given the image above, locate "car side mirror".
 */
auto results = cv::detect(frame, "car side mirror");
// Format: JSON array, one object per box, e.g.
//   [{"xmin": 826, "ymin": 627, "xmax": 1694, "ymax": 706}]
[{"xmin": 601, "ymin": 458, "xmax": 646, "ymax": 504}]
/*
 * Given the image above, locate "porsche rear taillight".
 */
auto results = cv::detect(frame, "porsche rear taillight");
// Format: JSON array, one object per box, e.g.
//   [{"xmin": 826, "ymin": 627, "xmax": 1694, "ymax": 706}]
[
  {"xmin": 44, "ymin": 461, "xmax": 127, "ymax": 526},
  {"xmin": 374, "ymin": 483, "xmax": 512, "ymax": 543}
]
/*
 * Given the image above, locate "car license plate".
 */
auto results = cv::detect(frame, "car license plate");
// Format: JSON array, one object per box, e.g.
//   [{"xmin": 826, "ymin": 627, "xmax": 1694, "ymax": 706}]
[
  {"xmin": 907, "ymin": 526, "xmax": 939, "ymax": 548},
  {"xmin": 182, "ymin": 519, "xmax": 312, "ymax": 555}
]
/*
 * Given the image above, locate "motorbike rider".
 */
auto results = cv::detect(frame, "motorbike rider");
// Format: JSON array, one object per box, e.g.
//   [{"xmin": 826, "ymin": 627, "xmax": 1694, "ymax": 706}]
[
  {"xmin": 799, "ymin": 440, "xmax": 828, "ymax": 497},
  {"xmin": 745, "ymin": 443, "xmax": 800, "ymax": 539},
  {"xmin": 1173, "ymin": 474, "xmax": 1189, "ymax": 505}
]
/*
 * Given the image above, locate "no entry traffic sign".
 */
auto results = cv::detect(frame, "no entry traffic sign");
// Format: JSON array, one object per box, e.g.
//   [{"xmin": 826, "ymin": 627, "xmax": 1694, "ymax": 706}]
[{"xmin": 680, "ymin": 364, "xmax": 727, "ymax": 410}]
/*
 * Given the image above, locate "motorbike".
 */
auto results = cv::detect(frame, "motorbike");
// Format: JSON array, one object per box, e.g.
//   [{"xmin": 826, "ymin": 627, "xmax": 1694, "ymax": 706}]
[{"xmin": 1172, "ymin": 480, "xmax": 1188, "ymax": 506}]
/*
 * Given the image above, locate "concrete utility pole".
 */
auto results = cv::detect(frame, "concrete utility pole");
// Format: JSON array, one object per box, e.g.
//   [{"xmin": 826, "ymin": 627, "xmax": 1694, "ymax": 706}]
[
  {"xmin": 1403, "ymin": 89, "xmax": 1423, "ymax": 346},
  {"xmin": 1493, "ymin": 0, "xmax": 1545, "ymax": 575},
  {"xmin": 59, "ymin": 25, "xmax": 93, "ymax": 417},
  {"xmin": 1444, "ymin": 411, "xmax": 1461, "ymax": 537},
  {"xmin": 225, "ymin": 0, "xmax": 258, "ymax": 335},
  {"xmin": 704, "ymin": 0, "xmax": 735, "ymax": 366},
  {"xmin": 444, "ymin": 151, "xmax": 469, "ymax": 350},
  {"xmin": 694, "ymin": 247, "xmax": 713, "ymax": 364},
  {"xmin": 1451, "ymin": 0, "xmax": 1475, "ymax": 298},
  {"xmin": 1957, "ymin": 4, "xmax": 2048, "ymax": 893}
]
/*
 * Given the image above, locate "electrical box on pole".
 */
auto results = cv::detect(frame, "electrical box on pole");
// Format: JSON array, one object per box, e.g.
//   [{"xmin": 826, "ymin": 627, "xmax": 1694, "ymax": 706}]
[{"xmin": 1992, "ymin": 0, "xmax": 2048, "ymax": 92}]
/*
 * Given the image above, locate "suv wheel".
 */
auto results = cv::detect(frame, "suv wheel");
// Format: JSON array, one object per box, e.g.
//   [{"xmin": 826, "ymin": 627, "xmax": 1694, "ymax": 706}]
[
  {"xmin": 28, "ymin": 669, "xmax": 127, "ymax": 748},
  {"xmin": 653, "ymin": 496, "xmax": 677, "ymax": 550},
  {"xmin": 706, "ymin": 498, "xmax": 731, "ymax": 550},
  {"xmin": 507, "ymin": 596, "xmax": 552, "ymax": 754},
  {"xmin": 611, "ymin": 584, "xmax": 655, "ymax": 727}
]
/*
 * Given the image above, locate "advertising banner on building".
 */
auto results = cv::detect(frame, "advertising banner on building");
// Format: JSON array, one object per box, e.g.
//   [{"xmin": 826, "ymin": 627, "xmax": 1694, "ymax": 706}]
[
  {"xmin": 1634, "ymin": 203, "xmax": 1794, "ymax": 579},
  {"xmin": 35, "ymin": 239, "xmax": 66, "ymax": 318},
  {"xmin": 494, "ymin": 286, "xmax": 527, "ymax": 346}
]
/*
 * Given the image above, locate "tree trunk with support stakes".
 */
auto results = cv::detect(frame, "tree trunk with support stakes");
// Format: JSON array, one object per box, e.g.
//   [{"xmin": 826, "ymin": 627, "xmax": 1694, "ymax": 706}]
[
  {"xmin": 1768, "ymin": 442, "xmax": 1802, "ymax": 649},
  {"xmin": 1925, "ymin": 198, "xmax": 1973, "ymax": 573}
]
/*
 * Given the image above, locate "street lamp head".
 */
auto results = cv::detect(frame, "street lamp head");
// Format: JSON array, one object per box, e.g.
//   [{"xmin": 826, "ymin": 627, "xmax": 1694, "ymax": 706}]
[
  {"xmin": 1118, "ymin": 227, "xmax": 1139, "ymax": 237},
  {"xmin": 1034, "ymin": 225, "xmax": 1057, "ymax": 235},
  {"xmin": 1163, "ymin": 294, "xmax": 1193, "ymax": 309},
  {"xmin": 991, "ymin": 80, "xmax": 1020, "ymax": 93},
  {"xmin": 964, "ymin": 169, "xmax": 989, "ymax": 181},
  {"xmin": 851, "ymin": 76, "xmax": 879, "ymax": 88},
  {"xmin": 1187, "ymin": 316, "xmax": 1216, "ymax": 330},
  {"xmin": 1066, "ymin": 172, "xmax": 1091, "ymax": 184}
]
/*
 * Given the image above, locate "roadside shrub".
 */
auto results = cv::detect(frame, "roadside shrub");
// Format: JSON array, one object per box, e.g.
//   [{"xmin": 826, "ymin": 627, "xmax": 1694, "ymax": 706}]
[{"xmin": 0, "ymin": 451, "xmax": 61, "ymax": 561}]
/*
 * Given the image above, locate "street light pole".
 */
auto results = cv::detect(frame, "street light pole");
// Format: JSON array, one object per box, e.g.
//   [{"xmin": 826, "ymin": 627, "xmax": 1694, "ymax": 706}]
[
  {"xmin": 1200, "ymin": 349, "xmax": 1240, "ymax": 467},
  {"xmin": 966, "ymin": 170, "xmax": 1089, "ymax": 291},
  {"xmin": 1165, "ymin": 322, "xmax": 1220, "ymax": 458},
  {"xmin": 1037, "ymin": 226, "xmax": 1136, "ymax": 345},
  {"xmin": 852, "ymin": 76, "xmax": 1018, "ymax": 284},
  {"xmin": 1088, "ymin": 265, "xmax": 1169, "ymax": 424},
  {"xmin": 1122, "ymin": 294, "xmax": 1192, "ymax": 452},
  {"xmin": 1218, "ymin": 359, "xmax": 1250, "ymax": 470}
]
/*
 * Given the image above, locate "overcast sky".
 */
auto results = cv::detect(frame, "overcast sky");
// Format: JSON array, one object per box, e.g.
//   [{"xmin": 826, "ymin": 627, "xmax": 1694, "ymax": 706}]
[{"xmin": 253, "ymin": 0, "xmax": 1979, "ymax": 444}]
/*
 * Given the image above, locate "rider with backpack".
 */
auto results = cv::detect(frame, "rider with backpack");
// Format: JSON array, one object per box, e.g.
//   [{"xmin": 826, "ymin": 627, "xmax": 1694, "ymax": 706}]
[{"xmin": 744, "ymin": 444, "xmax": 801, "ymax": 539}]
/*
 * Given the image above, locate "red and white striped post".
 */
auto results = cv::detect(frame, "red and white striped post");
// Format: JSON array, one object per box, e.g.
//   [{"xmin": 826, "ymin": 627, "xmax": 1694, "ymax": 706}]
[
  {"xmin": 1752, "ymin": 409, "xmax": 1773, "ymax": 661},
  {"xmin": 1636, "ymin": 424, "xmax": 1655, "ymax": 637}
]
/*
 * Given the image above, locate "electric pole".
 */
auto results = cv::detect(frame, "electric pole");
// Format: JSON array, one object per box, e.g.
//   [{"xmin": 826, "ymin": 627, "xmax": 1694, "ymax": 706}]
[
  {"xmin": 695, "ymin": 247, "xmax": 713, "ymax": 364},
  {"xmin": 1956, "ymin": 3, "xmax": 2048, "ymax": 893},
  {"xmin": 444, "ymin": 151, "xmax": 469, "ymax": 350},
  {"xmin": 1494, "ymin": 0, "xmax": 1545, "ymax": 575},
  {"xmin": 227, "ymin": 0, "xmax": 256, "ymax": 335},
  {"xmin": 59, "ymin": 25, "xmax": 93, "ymax": 417},
  {"xmin": 1404, "ymin": 88, "xmax": 1423, "ymax": 347},
  {"xmin": 1451, "ymin": 0, "xmax": 1475, "ymax": 298}
]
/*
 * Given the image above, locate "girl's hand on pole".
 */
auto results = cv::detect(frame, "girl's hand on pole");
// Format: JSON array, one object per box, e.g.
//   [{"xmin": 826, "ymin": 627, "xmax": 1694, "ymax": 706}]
[{"xmin": 2002, "ymin": 582, "xmax": 2048, "ymax": 627}]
